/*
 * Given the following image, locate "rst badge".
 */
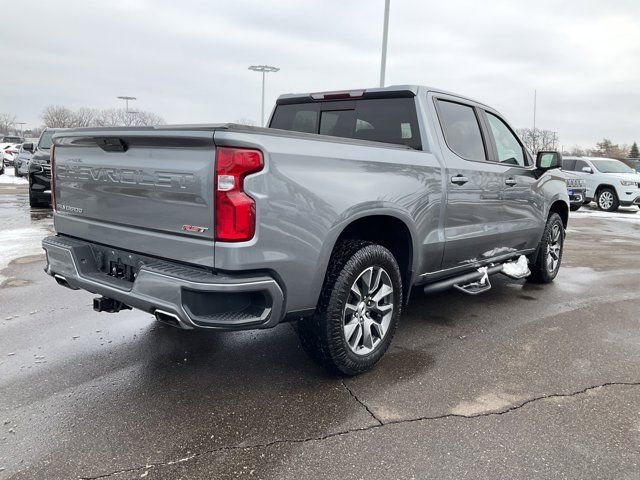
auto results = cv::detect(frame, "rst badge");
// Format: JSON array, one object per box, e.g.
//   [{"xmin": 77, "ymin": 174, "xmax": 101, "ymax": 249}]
[{"xmin": 182, "ymin": 225, "xmax": 209, "ymax": 233}]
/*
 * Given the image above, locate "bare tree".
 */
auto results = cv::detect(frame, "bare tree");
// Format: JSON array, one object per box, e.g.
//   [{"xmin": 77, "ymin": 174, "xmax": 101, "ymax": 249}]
[
  {"xmin": 566, "ymin": 146, "xmax": 587, "ymax": 156},
  {"xmin": 593, "ymin": 138, "xmax": 629, "ymax": 160},
  {"xmin": 74, "ymin": 107, "xmax": 99, "ymax": 127},
  {"xmin": 516, "ymin": 127, "xmax": 559, "ymax": 155},
  {"xmin": 95, "ymin": 108, "xmax": 165, "ymax": 127},
  {"xmin": 41, "ymin": 105, "xmax": 77, "ymax": 128},
  {"xmin": 0, "ymin": 113, "xmax": 17, "ymax": 133},
  {"xmin": 41, "ymin": 105, "xmax": 165, "ymax": 129}
]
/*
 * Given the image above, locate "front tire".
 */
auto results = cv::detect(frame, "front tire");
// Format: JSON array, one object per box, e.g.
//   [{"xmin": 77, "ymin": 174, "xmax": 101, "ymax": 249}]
[
  {"xmin": 529, "ymin": 213, "xmax": 564, "ymax": 283},
  {"xmin": 596, "ymin": 188, "xmax": 619, "ymax": 212},
  {"xmin": 296, "ymin": 241, "xmax": 402, "ymax": 375}
]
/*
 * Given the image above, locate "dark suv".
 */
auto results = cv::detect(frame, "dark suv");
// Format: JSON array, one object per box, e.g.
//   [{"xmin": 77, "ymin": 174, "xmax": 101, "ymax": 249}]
[{"xmin": 28, "ymin": 128, "xmax": 65, "ymax": 208}]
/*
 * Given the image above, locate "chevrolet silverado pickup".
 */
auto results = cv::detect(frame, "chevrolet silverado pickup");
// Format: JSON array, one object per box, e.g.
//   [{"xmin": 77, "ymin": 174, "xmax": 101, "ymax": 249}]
[{"xmin": 42, "ymin": 85, "xmax": 569, "ymax": 375}]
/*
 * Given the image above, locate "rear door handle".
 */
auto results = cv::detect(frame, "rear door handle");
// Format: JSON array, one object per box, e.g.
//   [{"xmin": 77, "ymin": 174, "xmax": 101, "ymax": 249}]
[
  {"xmin": 505, "ymin": 177, "xmax": 517, "ymax": 186},
  {"xmin": 451, "ymin": 175, "xmax": 469, "ymax": 185}
]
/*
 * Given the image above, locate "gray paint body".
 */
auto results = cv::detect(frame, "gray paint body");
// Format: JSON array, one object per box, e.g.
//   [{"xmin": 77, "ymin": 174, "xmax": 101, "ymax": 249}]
[{"xmin": 44, "ymin": 85, "xmax": 569, "ymax": 328}]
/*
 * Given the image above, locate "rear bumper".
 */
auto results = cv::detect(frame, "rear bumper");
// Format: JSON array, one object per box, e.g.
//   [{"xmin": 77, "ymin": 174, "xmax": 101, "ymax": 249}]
[{"xmin": 42, "ymin": 235, "xmax": 285, "ymax": 330}]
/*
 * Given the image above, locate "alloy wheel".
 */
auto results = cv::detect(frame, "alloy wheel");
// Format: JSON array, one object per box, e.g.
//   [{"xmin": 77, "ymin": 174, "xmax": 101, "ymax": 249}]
[
  {"xmin": 599, "ymin": 190, "xmax": 614, "ymax": 210},
  {"xmin": 546, "ymin": 223, "xmax": 562, "ymax": 273},
  {"xmin": 343, "ymin": 266, "xmax": 394, "ymax": 356}
]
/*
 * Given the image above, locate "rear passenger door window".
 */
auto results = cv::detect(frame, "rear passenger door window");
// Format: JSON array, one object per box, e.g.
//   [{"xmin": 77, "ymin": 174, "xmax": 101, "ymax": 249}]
[
  {"xmin": 485, "ymin": 113, "xmax": 527, "ymax": 167},
  {"xmin": 435, "ymin": 100, "xmax": 486, "ymax": 161}
]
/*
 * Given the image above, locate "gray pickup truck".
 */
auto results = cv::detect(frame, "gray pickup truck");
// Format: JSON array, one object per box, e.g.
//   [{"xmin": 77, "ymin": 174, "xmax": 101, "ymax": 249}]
[{"xmin": 42, "ymin": 85, "xmax": 569, "ymax": 374}]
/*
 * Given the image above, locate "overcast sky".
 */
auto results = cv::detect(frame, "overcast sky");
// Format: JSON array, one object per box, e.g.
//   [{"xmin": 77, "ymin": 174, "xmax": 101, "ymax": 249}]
[{"xmin": 1, "ymin": 0, "xmax": 638, "ymax": 147}]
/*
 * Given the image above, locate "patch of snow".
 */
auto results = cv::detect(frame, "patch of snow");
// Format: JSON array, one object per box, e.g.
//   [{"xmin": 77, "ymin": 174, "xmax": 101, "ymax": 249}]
[
  {"xmin": 0, "ymin": 167, "xmax": 28, "ymax": 185},
  {"xmin": 502, "ymin": 255, "xmax": 530, "ymax": 278},
  {"xmin": 477, "ymin": 266, "xmax": 489, "ymax": 285},
  {"xmin": 0, "ymin": 225, "xmax": 50, "ymax": 282},
  {"xmin": 571, "ymin": 206, "xmax": 639, "ymax": 223}
]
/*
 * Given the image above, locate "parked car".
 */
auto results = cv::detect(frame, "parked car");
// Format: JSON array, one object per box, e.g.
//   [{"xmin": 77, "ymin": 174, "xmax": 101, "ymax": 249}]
[
  {"xmin": 28, "ymin": 128, "xmax": 64, "ymax": 207},
  {"xmin": 14, "ymin": 142, "xmax": 35, "ymax": 177},
  {"xmin": 562, "ymin": 156, "xmax": 640, "ymax": 211},
  {"xmin": 3, "ymin": 143, "xmax": 21, "ymax": 167},
  {"xmin": 42, "ymin": 85, "xmax": 569, "ymax": 375},
  {"xmin": 0, "ymin": 134, "xmax": 23, "ymax": 144},
  {"xmin": 558, "ymin": 169, "xmax": 588, "ymax": 211}
]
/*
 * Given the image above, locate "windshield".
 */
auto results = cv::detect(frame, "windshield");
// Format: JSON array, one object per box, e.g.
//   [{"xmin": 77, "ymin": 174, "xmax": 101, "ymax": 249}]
[
  {"xmin": 591, "ymin": 159, "xmax": 634, "ymax": 174},
  {"xmin": 38, "ymin": 130, "xmax": 55, "ymax": 150}
]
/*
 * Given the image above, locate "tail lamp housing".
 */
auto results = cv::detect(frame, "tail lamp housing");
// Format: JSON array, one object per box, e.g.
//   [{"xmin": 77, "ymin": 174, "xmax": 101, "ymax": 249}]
[
  {"xmin": 215, "ymin": 147, "xmax": 263, "ymax": 241},
  {"xmin": 50, "ymin": 144, "xmax": 57, "ymax": 211}
]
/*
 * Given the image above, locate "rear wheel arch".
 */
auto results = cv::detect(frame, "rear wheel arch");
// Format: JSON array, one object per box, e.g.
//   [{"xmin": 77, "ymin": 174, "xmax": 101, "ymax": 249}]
[{"xmin": 324, "ymin": 214, "xmax": 415, "ymax": 303}]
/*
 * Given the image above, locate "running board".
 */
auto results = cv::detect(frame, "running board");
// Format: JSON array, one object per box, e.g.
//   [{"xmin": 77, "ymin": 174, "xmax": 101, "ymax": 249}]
[{"xmin": 423, "ymin": 256, "xmax": 531, "ymax": 296}]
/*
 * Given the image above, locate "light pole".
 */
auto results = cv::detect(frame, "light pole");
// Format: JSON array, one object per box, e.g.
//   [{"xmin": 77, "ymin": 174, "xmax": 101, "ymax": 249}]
[
  {"xmin": 117, "ymin": 96, "xmax": 137, "ymax": 125},
  {"xmin": 379, "ymin": 0, "xmax": 391, "ymax": 87},
  {"xmin": 16, "ymin": 122, "xmax": 26, "ymax": 137},
  {"xmin": 248, "ymin": 65, "xmax": 279, "ymax": 127}
]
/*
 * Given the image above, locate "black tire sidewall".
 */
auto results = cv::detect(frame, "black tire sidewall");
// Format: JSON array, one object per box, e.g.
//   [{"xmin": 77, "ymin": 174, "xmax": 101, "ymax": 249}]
[
  {"xmin": 530, "ymin": 213, "xmax": 564, "ymax": 283},
  {"xmin": 323, "ymin": 244, "xmax": 402, "ymax": 375}
]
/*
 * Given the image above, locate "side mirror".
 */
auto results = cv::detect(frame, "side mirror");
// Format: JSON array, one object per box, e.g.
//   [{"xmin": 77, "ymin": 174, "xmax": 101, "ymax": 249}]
[
  {"xmin": 536, "ymin": 151, "xmax": 562, "ymax": 171},
  {"xmin": 22, "ymin": 142, "xmax": 34, "ymax": 153},
  {"xmin": 581, "ymin": 166, "xmax": 593, "ymax": 174}
]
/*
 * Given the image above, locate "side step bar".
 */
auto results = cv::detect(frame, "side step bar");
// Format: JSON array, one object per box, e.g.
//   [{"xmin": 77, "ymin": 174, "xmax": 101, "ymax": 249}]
[
  {"xmin": 423, "ymin": 257, "xmax": 531, "ymax": 296},
  {"xmin": 423, "ymin": 265, "xmax": 504, "ymax": 296}
]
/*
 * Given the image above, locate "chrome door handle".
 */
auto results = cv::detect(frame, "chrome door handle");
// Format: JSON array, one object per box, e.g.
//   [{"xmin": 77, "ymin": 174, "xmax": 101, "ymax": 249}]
[
  {"xmin": 505, "ymin": 177, "xmax": 517, "ymax": 186},
  {"xmin": 451, "ymin": 175, "xmax": 469, "ymax": 185}
]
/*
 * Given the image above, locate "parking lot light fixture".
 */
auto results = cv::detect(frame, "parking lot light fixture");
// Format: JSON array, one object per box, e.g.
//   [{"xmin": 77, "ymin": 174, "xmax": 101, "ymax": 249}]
[{"xmin": 248, "ymin": 65, "xmax": 280, "ymax": 127}]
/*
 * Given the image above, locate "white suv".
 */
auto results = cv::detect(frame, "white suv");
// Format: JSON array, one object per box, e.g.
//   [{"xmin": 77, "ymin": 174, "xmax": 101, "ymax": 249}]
[{"xmin": 562, "ymin": 157, "xmax": 640, "ymax": 212}]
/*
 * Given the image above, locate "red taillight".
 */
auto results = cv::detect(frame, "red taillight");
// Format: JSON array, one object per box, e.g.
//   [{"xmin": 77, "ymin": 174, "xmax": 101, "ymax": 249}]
[
  {"xmin": 50, "ymin": 145, "xmax": 56, "ymax": 211},
  {"xmin": 215, "ymin": 147, "xmax": 263, "ymax": 242}
]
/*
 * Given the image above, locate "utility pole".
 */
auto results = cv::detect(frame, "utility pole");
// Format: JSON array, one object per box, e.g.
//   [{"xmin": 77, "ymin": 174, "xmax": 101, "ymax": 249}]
[
  {"xmin": 379, "ymin": 0, "xmax": 391, "ymax": 87},
  {"xmin": 248, "ymin": 65, "xmax": 280, "ymax": 127},
  {"xmin": 532, "ymin": 89, "xmax": 537, "ymax": 153}
]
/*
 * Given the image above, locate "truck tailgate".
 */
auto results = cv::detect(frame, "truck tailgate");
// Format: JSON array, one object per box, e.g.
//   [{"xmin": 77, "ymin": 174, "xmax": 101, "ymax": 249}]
[{"xmin": 52, "ymin": 129, "xmax": 216, "ymax": 266}]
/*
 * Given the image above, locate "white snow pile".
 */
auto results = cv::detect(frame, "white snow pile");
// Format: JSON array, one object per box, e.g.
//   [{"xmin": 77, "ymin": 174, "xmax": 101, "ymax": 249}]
[
  {"xmin": 502, "ymin": 255, "xmax": 530, "ymax": 278},
  {"xmin": 572, "ymin": 207, "xmax": 639, "ymax": 223},
  {"xmin": 0, "ymin": 225, "xmax": 50, "ymax": 282},
  {"xmin": 0, "ymin": 168, "xmax": 28, "ymax": 185}
]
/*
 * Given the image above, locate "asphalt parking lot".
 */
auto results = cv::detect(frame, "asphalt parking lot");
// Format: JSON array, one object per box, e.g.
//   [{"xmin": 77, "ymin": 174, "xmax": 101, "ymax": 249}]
[{"xmin": 1, "ymin": 181, "xmax": 639, "ymax": 480}]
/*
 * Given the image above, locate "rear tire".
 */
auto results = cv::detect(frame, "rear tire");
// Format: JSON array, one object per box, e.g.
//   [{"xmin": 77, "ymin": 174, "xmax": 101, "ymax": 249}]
[
  {"xmin": 596, "ymin": 187, "xmax": 619, "ymax": 212},
  {"xmin": 529, "ymin": 213, "xmax": 564, "ymax": 284},
  {"xmin": 296, "ymin": 240, "xmax": 402, "ymax": 375}
]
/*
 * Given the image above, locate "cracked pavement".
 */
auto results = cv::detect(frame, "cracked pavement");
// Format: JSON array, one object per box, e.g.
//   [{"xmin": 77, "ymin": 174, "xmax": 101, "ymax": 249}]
[{"xmin": 1, "ymin": 189, "xmax": 640, "ymax": 479}]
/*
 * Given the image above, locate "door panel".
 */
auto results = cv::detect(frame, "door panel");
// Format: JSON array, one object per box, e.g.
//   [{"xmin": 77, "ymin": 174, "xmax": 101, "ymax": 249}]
[
  {"xmin": 432, "ymin": 97, "xmax": 508, "ymax": 269},
  {"xmin": 482, "ymin": 110, "xmax": 544, "ymax": 251}
]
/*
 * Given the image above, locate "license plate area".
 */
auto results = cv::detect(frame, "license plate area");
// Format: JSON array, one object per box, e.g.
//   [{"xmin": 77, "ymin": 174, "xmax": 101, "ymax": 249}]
[
  {"xmin": 108, "ymin": 260, "xmax": 136, "ymax": 281},
  {"xmin": 91, "ymin": 245, "xmax": 144, "ymax": 283}
]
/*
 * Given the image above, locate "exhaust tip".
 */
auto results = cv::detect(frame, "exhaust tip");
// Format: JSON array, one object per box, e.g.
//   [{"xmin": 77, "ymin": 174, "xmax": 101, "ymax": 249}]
[{"xmin": 154, "ymin": 309, "xmax": 183, "ymax": 329}]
